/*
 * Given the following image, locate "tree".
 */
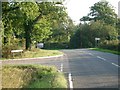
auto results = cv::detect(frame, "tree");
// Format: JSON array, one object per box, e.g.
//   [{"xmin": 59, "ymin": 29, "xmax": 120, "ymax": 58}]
[
  {"xmin": 32, "ymin": 16, "xmax": 52, "ymax": 43},
  {"xmin": 2, "ymin": 1, "xmax": 70, "ymax": 50},
  {"xmin": 80, "ymin": 1, "xmax": 117, "ymax": 25},
  {"xmin": 70, "ymin": 20, "xmax": 118, "ymax": 48}
]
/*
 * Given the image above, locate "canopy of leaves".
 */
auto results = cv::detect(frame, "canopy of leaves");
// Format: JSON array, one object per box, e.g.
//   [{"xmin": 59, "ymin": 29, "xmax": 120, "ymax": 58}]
[
  {"xmin": 32, "ymin": 16, "xmax": 52, "ymax": 43},
  {"xmin": 80, "ymin": 1, "xmax": 117, "ymax": 25},
  {"xmin": 2, "ymin": 1, "xmax": 73, "ymax": 49},
  {"xmin": 70, "ymin": 21, "xmax": 118, "ymax": 48}
]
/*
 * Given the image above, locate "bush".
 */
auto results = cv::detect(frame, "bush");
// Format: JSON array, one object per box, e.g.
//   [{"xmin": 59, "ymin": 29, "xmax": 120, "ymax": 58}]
[
  {"xmin": 2, "ymin": 38, "xmax": 22, "ymax": 58},
  {"xmin": 44, "ymin": 42, "xmax": 69, "ymax": 49},
  {"xmin": 99, "ymin": 40, "xmax": 119, "ymax": 51}
]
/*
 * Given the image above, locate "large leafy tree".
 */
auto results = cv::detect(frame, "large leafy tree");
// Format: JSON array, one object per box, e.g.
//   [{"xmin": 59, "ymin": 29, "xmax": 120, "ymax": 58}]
[
  {"xmin": 2, "ymin": 1, "xmax": 69, "ymax": 50},
  {"xmin": 2, "ymin": 2, "xmax": 39, "ymax": 49},
  {"xmin": 32, "ymin": 16, "xmax": 52, "ymax": 43},
  {"xmin": 80, "ymin": 1, "xmax": 117, "ymax": 25}
]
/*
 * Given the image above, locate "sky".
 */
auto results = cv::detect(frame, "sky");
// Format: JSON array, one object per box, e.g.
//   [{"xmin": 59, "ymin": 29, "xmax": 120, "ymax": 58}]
[{"xmin": 64, "ymin": 0, "xmax": 120, "ymax": 24}]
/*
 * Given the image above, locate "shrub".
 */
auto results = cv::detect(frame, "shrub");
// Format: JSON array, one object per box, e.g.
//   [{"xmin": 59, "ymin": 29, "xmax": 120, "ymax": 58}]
[
  {"xmin": 99, "ymin": 40, "xmax": 119, "ymax": 51},
  {"xmin": 2, "ymin": 38, "xmax": 22, "ymax": 58}
]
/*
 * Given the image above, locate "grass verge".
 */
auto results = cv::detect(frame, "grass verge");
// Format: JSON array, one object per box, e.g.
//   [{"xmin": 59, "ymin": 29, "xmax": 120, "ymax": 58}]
[
  {"xmin": 90, "ymin": 48, "xmax": 120, "ymax": 55},
  {"xmin": 2, "ymin": 48, "xmax": 63, "ymax": 60},
  {"xmin": 2, "ymin": 65, "xmax": 67, "ymax": 88},
  {"xmin": 22, "ymin": 48, "xmax": 63, "ymax": 58}
]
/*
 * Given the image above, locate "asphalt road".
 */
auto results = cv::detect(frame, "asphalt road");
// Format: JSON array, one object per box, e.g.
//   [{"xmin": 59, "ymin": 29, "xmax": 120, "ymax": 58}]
[
  {"xmin": 61, "ymin": 49, "xmax": 119, "ymax": 88},
  {"xmin": 1, "ymin": 49, "xmax": 119, "ymax": 88}
]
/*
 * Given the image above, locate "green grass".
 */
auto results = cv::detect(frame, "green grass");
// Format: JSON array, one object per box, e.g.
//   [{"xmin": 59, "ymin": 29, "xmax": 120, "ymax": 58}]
[
  {"xmin": 90, "ymin": 48, "xmax": 120, "ymax": 55},
  {"xmin": 22, "ymin": 48, "xmax": 63, "ymax": 58},
  {"xmin": 2, "ymin": 48, "xmax": 63, "ymax": 60},
  {"xmin": 2, "ymin": 65, "xmax": 67, "ymax": 88}
]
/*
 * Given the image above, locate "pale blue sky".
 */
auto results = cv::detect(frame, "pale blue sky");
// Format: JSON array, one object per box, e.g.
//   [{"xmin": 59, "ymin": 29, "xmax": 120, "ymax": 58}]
[{"xmin": 64, "ymin": 0, "xmax": 119, "ymax": 24}]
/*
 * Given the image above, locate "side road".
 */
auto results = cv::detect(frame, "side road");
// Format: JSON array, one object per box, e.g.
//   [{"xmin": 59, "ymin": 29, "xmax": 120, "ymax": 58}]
[
  {"xmin": 1, "ymin": 54, "xmax": 64, "ymax": 61},
  {"xmin": 1, "ymin": 54, "xmax": 65, "ymax": 73}
]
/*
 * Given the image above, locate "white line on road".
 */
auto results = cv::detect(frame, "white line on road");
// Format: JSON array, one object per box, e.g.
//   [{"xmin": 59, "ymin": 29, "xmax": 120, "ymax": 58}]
[
  {"xmin": 97, "ymin": 56, "xmax": 106, "ymax": 61},
  {"xmin": 68, "ymin": 73, "xmax": 73, "ymax": 89},
  {"xmin": 60, "ymin": 63, "xmax": 63, "ymax": 72},
  {"xmin": 88, "ymin": 53, "xmax": 94, "ymax": 56},
  {"xmin": 97, "ymin": 56, "xmax": 120, "ymax": 67},
  {"xmin": 112, "ymin": 63, "xmax": 120, "ymax": 67}
]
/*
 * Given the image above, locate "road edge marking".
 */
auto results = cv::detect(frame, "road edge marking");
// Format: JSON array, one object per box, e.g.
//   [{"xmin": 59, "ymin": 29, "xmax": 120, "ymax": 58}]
[
  {"xmin": 60, "ymin": 63, "xmax": 63, "ymax": 72},
  {"xmin": 68, "ymin": 73, "xmax": 73, "ymax": 89}
]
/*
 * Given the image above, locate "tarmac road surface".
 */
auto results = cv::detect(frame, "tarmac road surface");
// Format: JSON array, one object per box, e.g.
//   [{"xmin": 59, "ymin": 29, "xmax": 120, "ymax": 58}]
[{"xmin": 2, "ymin": 48, "xmax": 119, "ymax": 88}]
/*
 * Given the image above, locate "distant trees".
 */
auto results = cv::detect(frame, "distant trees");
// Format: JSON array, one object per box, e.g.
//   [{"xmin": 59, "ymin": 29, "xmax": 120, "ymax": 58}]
[
  {"xmin": 80, "ymin": 1, "xmax": 117, "ymax": 25},
  {"xmin": 70, "ymin": 1, "xmax": 118, "ymax": 50}
]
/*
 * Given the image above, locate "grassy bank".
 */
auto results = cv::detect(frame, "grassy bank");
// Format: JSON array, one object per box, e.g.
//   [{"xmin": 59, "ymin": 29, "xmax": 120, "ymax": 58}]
[
  {"xmin": 2, "ymin": 65, "xmax": 67, "ymax": 88},
  {"xmin": 2, "ymin": 48, "xmax": 63, "ymax": 60},
  {"xmin": 22, "ymin": 48, "xmax": 63, "ymax": 58},
  {"xmin": 90, "ymin": 48, "xmax": 120, "ymax": 55}
]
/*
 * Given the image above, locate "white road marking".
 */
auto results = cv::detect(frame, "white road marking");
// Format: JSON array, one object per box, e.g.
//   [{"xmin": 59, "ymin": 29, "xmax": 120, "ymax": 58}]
[
  {"xmin": 88, "ymin": 53, "xmax": 94, "ymax": 56},
  {"xmin": 60, "ymin": 63, "xmax": 63, "ymax": 72},
  {"xmin": 68, "ymin": 73, "xmax": 73, "ymax": 89},
  {"xmin": 97, "ymin": 56, "xmax": 106, "ymax": 61},
  {"xmin": 112, "ymin": 63, "xmax": 120, "ymax": 67},
  {"xmin": 97, "ymin": 56, "xmax": 120, "ymax": 67}
]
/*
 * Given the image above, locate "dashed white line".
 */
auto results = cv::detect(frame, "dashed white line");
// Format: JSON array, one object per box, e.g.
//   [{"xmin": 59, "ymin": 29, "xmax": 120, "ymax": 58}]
[
  {"xmin": 60, "ymin": 63, "xmax": 63, "ymax": 72},
  {"xmin": 97, "ymin": 56, "xmax": 106, "ymax": 61},
  {"xmin": 112, "ymin": 63, "xmax": 120, "ymax": 67},
  {"xmin": 68, "ymin": 73, "xmax": 73, "ymax": 89},
  {"xmin": 88, "ymin": 53, "xmax": 94, "ymax": 56},
  {"xmin": 97, "ymin": 56, "xmax": 120, "ymax": 67}
]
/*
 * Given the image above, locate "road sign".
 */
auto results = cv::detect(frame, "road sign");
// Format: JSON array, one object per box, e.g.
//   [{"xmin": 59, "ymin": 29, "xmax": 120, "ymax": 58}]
[
  {"xmin": 37, "ymin": 43, "xmax": 44, "ymax": 48},
  {"xmin": 95, "ymin": 38, "xmax": 100, "ymax": 40}
]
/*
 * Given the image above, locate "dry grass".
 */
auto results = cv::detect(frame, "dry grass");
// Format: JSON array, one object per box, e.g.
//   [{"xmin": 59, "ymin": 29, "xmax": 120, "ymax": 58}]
[
  {"xmin": 2, "ymin": 65, "xmax": 67, "ymax": 88},
  {"xmin": 6, "ymin": 48, "xmax": 63, "ymax": 59}
]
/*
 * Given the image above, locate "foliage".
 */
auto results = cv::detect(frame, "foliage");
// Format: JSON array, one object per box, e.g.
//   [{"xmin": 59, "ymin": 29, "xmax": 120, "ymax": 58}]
[
  {"xmin": 2, "ymin": 48, "xmax": 63, "ymax": 59},
  {"xmin": 2, "ymin": 1, "xmax": 72, "ymax": 50},
  {"xmin": 32, "ymin": 17, "xmax": 52, "ymax": 43},
  {"xmin": 70, "ymin": 21, "xmax": 118, "ymax": 48},
  {"xmin": 44, "ymin": 42, "xmax": 69, "ymax": 49},
  {"xmin": 2, "ymin": 38, "xmax": 21, "ymax": 58},
  {"xmin": 80, "ymin": 1, "xmax": 117, "ymax": 25},
  {"xmin": 73, "ymin": 1, "xmax": 118, "ymax": 49},
  {"xmin": 2, "ymin": 65, "xmax": 67, "ymax": 88},
  {"xmin": 99, "ymin": 40, "xmax": 119, "ymax": 51},
  {"xmin": 90, "ymin": 47, "xmax": 120, "ymax": 55}
]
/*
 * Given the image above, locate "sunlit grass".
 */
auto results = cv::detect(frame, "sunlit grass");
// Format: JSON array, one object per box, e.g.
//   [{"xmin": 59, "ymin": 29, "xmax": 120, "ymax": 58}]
[
  {"xmin": 2, "ymin": 65, "xmax": 67, "ymax": 88},
  {"xmin": 23, "ymin": 48, "xmax": 63, "ymax": 58},
  {"xmin": 2, "ymin": 48, "xmax": 63, "ymax": 60}
]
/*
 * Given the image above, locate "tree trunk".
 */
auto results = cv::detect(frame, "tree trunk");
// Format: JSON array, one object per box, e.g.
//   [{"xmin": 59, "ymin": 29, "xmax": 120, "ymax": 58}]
[{"xmin": 24, "ymin": 22, "xmax": 32, "ymax": 50}]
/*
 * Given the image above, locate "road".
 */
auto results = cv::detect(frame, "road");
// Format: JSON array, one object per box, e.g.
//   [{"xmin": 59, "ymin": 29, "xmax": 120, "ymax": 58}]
[
  {"xmin": 2, "ymin": 49, "xmax": 119, "ymax": 88},
  {"xmin": 61, "ymin": 49, "xmax": 119, "ymax": 88}
]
